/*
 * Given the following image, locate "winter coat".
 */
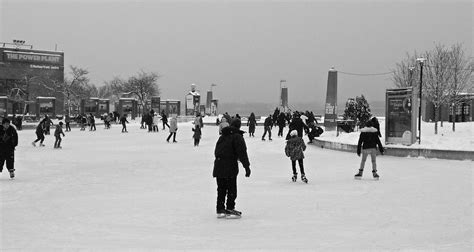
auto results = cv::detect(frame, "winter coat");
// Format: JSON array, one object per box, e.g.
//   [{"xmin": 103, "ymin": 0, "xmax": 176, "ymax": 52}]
[
  {"xmin": 54, "ymin": 125, "xmax": 65, "ymax": 137},
  {"xmin": 36, "ymin": 121, "xmax": 45, "ymax": 134},
  {"xmin": 120, "ymin": 116, "xmax": 129, "ymax": 124},
  {"xmin": 169, "ymin": 117, "xmax": 178, "ymax": 133},
  {"xmin": 219, "ymin": 118, "xmax": 229, "ymax": 134},
  {"xmin": 357, "ymin": 127, "xmax": 384, "ymax": 155},
  {"xmin": 285, "ymin": 136, "xmax": 306, "ymax": 161},
  {"xmin": 213, "ymin": 126, "xmax": 250, "ymax": 178},
  {"xmin": 287, "ymin": 117, "xmax": 308, "ymax": 139},
  {"xmin": 192, "ymin": 126, "xmax": 202, "ymax": 139},
  {"xmin": 277, "ymin": 113, "xmax": 286, "ymax": 127},
  {"xmin": 161, "ymin": 113, "xmax": 168, "ymax": 123},
  {"xmin": 264, "ymin": 117, "xmax": 273, "ymax": 128},
  {"xmin": 0, "ymin": 125, "xmax": 18, "ymax": 154},
  {"xmin": 247, "ymin": 115, "xmax": 256, "ymax": 133}
]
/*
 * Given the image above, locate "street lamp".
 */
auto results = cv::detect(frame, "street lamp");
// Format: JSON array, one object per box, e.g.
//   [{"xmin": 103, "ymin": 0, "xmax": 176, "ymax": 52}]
[
  {"xmin": 416, "ymin": 57, "xmax": 425, "ymax": 144},
  {"xmin": 408, "ymin": 66, "xmax": 415, "ymax": 86}
]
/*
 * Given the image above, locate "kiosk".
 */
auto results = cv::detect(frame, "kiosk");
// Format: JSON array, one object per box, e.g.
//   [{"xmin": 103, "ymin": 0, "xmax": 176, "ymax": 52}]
[
  {"xmin": 98, "ymin": 99, "xmax": 110, "ymax": 115},
  {"xmin": 385, "ymin": 87, "xmax": 417, "ymax": 145},
  {"xmin": 81, "ymin": 97, "xmax": 99, "ymax": 116},
  {"xmin": 118, "ymin": 98, "xmax": 138, "ymax": 119},
  {"xmin": 36, "ymin": 97, "xmax": 56, "ymax": 117},
  {"xmin": 160, "ymin": 99, "xmax": 181, "ymax": 118}
]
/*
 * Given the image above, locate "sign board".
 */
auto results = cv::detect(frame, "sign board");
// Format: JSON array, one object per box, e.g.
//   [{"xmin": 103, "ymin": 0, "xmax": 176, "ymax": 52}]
[
  {"xmin": 385, "ymin": 87, "xmax": 417, "ymax": 145},
  {"xmin": 323, "ymin": 69, "xmax": 338, "ymax": 130}
]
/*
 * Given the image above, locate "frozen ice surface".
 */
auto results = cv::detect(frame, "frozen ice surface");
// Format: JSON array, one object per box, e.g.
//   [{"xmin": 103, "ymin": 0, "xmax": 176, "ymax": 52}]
[{"xmin": 0, "ymin": 121, "xmax": 471, "ymax": 250}]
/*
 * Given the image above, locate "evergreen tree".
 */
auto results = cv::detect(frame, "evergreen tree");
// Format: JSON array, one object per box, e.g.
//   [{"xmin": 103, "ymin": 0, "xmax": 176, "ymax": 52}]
[{"xmin": 356, "ymin": 95, "xmax": 372, "ymax": 127}]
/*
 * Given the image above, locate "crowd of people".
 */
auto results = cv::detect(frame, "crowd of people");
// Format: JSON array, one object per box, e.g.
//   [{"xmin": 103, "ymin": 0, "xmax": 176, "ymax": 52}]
[{"xmin": 0, "ymin": 108, "xmax": 384, "ymax": 220}]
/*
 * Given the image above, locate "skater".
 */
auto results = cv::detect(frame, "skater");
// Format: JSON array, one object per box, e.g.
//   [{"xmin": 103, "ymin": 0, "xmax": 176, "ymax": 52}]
[
  {"xmin": 120, "ymin": 114, "xmax": 129, "ymax": 133},
  {"xmin": 287, "ymin": 112, "xmax": 309, "ymax": 139},
  {"xmin": 152, "ymin": 113, "xmax": 159, "ymax": 132},
  {"xmin": 213, "ymin": 118, "xmax": 251, "ymax": 218},
  {"xmin": 218, "ymin": 117, "xmax": 229, "ymax": 135},
  {"xmin": 277, "ymin": 112, "xmax": 286, "ymax": 137},
  {"xmin": 65, "ymin": 114, "xmax": 71, "ymax": 132},
  {"xmin": 192, "ymin": 124, "xmax": 202, "ymax": 146},
  {"xmin": 0, "ymin": 118, "xmax": 18, "ymax": 179},
  {"xmin": 43, "ymin": 115, "xmax": 53, "ymax": 135},
  {"xmin": 161, "ymin": 110, "xmax": 170, "ymax": 130},
  {"xmin": 355, "ymin": 120, "xmax": 385, "ymax": 180},
  {"xmin": 54, "ymin": 122, "xmax": 65, "ymax": 149},
  {"xmin": 166, "ymin": 115, "xmax": 178, "ymax": 143},
  {"xmin": 261, "ymin": 114, "xmax": 273, "ymax": 141},
  {"xmin": 89, "ymin": 113, "xmax": 96, "ymax": 131},
  {"xmin": 32, "ymin": 119, "xmax": 46, "ymax": 146},
  {"xmin": 285, "ymin": 130, "xmax": 308, "ymax": 183},
  {"xmin": 145, "ymin": 111, "xmax": 153, "ymax": 132},
  {"xmin": 247, "ymin": 112, "xmax": 256, "ymax": 137},
  {"xmin": 80, "ymin": 115, "xmax": 87, "ymax": 131}
]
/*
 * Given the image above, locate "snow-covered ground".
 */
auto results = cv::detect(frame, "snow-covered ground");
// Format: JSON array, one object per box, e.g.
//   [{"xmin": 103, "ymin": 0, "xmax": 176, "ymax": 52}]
[{"xmin": 1, "ymin": 121, "xmax": 472, "ymax": 251}]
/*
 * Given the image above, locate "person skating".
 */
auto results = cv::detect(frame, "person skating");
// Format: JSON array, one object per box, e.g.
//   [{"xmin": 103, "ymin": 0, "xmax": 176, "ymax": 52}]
[
  {"xmin": 192, "ymin": 124, "xmax": 202, "ymax": 146},
  {"xmin": 355, "ymin": 120, "xmax": 384, "ymax": 180},
  {"xmin": 89, "ymin": 113, "xmax": 96, "ymax": 131},
  {"xmin": 213, "ymin": 118, "xmax": 251, "ymax": 218},
  {"xmin": 43, "ymin": 115, "xmax": 53, "ymax": 135},
  {"xmin": 247, "ymin": 112, "xmax": 256, "ymax": 137},
  {"xmin": 261, "ymin": 114, "xmax": 273, "ymax": 141},
  {"xmin": 287, "ymin": 112, "xmax": 309, "ymax": 139},
  {"xmin": 161, "ymin": 110, "xmax": 170, "ymax": 130},
  {"xmin": 285, "ymin": 130, "xmax": 308, "ymax": 183},
  {"xmin": 152, "ymin": 113, "xmax": 159, "ymax": 132},
  {"xmin": 80, "ymin": 115, "xmax": 87, "ymax": 131},
  {"xmin": 120, "ymin": 114, "xmax": 129, "ymax": 133},
  {"xmin": 166, "ymin": 116, "xmax": 178, "ymax": 143},
  {"xmin": 0, "ymin": 118, "xmax": 18, "ymax": 179},
  {"xmin": 65, "ymin": 114, "xmax": 71, "ymax": 132},
  {"xmin": 277, "ymin": 112, "xmax": 287, "ymax": 137},
  {"xmin": 54, "ymin": 122, "xmax": 66, "ymax": 149},
  {"xmin": 32, "ymin": 119, "xmax": 46, "ymax": 147},
  {"xmin": 218, "ymin": 117, "xmax": 229, "ymax": 135}
]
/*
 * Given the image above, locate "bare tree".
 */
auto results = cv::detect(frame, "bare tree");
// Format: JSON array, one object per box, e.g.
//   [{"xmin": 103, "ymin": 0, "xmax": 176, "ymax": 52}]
[
  {"xmin": 61, "ymin": 66, "xmax": 90, "ymax": 116},
  {"xmin": 392, "ymin": 52, "xmax": 420, "ymax": 88},
  {"xmin": 121, "ymin": 71, "xmax": 160, "ymax": 114},
  {"xmin": 447, "ymin": 44, "xmax": 473, "ymax": 132},
  {"xmin": 424, "ymin": 44, "xmax": 452, "ymax": 134}
]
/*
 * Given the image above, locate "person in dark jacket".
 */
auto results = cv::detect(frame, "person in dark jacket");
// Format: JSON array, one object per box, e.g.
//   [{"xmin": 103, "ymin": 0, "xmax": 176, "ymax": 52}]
[
  {"xmin": 32, "ymin": 119, "xmax": 46, "ymax": 146},
  {"xmin": 261, "ymin": 115, "xmax": 273, "ymax": 141},
  {"xmin": 161, "ymin": 110, "xmax": 170, "ymax": 130},
  {"xmin": 287, "ymin": 113, "xmax": 309, "ymax": 139},
  {"xmin": 43, "ymin": 115, "xmax": 53, "ymax": 135},
  {"xmin": 0, "ymin": 118, "xmax": 18, "ymax": 178},
  {"xmin": 54, "ymin": 122, "xmax": 66, "ymax": 149},
  {"xmin": 272, "ymin": 107, "xmax": 280, "ymax": 126},
  {"xmin": 65, "ymin": 114, "xmax": 71, "ymax": 132},
  {"xmin": 192, "ymin": 124, "xmax": 202, "ymax": 146},
  {"xmin": 277, "ymin": 112, "xmax": 287, "ymax": 137},
  {"xmin": 89, "ymin": 113, "xmax": 96, "ymax": 131},
  {"xmin": 120, "ymin": 114, "xmax": 129, "ymax": 133},
  {"xmin": 247, "ymin": 112, "xmax": 256, "ymax": 137},
  {"xmin": 285, "ymin": 130, "xmax": 308, "ymax": 183},
  {"xmin": 145, "ymin": 111, "xmax": 154, "ymax": 132},
  {"xmin": 355, "ymin": 120, "xmax": 384, "ymax": 180},
  {"xmin": 213, "ymin": 118, "xmax": 251, "ymax": 218}
]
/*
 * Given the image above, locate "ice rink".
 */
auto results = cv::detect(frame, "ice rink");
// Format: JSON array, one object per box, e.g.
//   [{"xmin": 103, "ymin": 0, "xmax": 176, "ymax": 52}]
[{"xmin": 1, "ymin": 122, "xmax": 471, "ymax": 251}]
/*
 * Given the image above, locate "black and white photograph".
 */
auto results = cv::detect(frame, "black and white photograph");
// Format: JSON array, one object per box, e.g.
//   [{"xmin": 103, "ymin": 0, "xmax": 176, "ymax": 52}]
[{"xmin": 0, "ymin": 0, "xmax": 472, "ymax": 250}]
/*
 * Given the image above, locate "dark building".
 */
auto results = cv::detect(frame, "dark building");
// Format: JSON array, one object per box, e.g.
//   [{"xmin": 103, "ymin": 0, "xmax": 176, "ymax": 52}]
[
  {"xmin": 0, "ymin": 41, "xmax": 64, "ymax": 115},
  {"xmin": 422, "ymin": 93, "xmax": 474, "ymax": 122}
]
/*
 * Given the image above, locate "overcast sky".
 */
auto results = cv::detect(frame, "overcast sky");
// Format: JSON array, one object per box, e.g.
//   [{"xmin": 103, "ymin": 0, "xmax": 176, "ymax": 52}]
[{"xmin": 1, "ymin": 0, "xmax": 472, "ymax": 105}]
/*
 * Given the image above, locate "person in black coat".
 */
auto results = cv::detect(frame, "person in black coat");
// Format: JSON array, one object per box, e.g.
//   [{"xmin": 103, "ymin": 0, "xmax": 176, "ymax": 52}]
[
  {"xmin": 287, "ymin": 113, "xmax": 309, "ymax": 139},
  {"xmin": 277, "ymin": 112, "xmax": 287, "ymax": 137},
  {"xmin": 213, "ymin": 118, "xmax": 251, "ymax": 218},
  {"xmin": 32, "ymin": 119, "xmax": 46, "ymax": 146},
  {"xmin": 355, "ymin": 120, "xmax": 384, "ymax": 180},
  {"xmin": 161, "ymin": 110, "xmax": 170, "ymax": 130},
  {"xmin": 0, "ymin": 118, "xmax": 18, "ymax": 178},
  {"xmin": 261, "ymin": 115, "xmax": 273, "ymax": 141}
]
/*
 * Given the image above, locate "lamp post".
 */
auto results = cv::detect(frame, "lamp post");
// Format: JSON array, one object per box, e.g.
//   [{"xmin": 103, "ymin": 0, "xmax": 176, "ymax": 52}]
[
  {"xmin": 408, "ymin": 66, "xmax": 415, "ymax": 86},
  {"xmin": 416, "ymin": 58, "xmax": 425, "ymax": 144}
]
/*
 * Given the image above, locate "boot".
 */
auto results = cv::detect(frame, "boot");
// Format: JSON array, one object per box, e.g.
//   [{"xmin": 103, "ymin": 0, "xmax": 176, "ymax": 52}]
[
  {"xmin": 292, "ymin": 173, "xmax": 297, "ymax": 182},
  {"xmin": 301, "ymin": 174, "xmax": 308, "ymax": 183},
  {"xmin": 354, "ymin": 169, "xmax": 363, "ymax": 180},
  {"xmin": 372, "ymin": 170, "xmax": 379, "ymax": 180}
]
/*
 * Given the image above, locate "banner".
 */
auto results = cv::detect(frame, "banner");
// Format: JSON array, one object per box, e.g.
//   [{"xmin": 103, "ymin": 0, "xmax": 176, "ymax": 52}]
[{"xmin": 385, "ymin": 88, "xmax": 416, "ymax": 145}]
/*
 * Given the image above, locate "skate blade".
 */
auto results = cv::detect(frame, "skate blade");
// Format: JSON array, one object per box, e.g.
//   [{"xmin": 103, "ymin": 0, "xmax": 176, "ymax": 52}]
[
  {"xmin": 216, "ymin": 213, "xmax": 226, "ymax": 219},
  {"xmin": 225, "ymin": 215, "xmax": 242, "ymax": 219},
  {"xmin": 354, "ymin": 177, "xmax": 362, "ymax": 180},
  {"xmin": 373, "ymin": 178, "xmax": 379, "ymax": 181}
]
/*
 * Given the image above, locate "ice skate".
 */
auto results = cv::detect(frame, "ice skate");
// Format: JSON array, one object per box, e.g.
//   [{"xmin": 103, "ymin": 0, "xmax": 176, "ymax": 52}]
[
  {"xmin": 301, "ymin": 174, "xmax": 308, "ymax": 183},
  {"xmin": 354, "ymin": 169, "xmax": 363, "ymax": 180},
  {"xmin": 32, "ymin": 142, "xmax": 36, "ymax": 147},
  {"xmin": 9, "ymin": 170, "xmax": 15, "ymax": 179},
  {"xmin": 216, "ymin": 209, "xmax": 227, "ymax": 219},
  {"xmin": 372, "ymin": 171, "xmax": 379, "ymax": 180},
  {"xmin": 39, "ymin": 143, "xmax": 45, "ymax": 147},
  {"xmin": 292, "ymin": 173, "xmax": 297, "ymax": 182},
  {"xmin": 226, "ymin": 209, "xmax": 242, "ymax": 219}
]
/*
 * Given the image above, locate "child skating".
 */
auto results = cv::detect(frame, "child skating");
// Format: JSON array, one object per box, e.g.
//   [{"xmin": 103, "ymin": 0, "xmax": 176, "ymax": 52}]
[
  {"xmin": 192, "ymin": 124, "xmax": 201, "ymax": 146},
  {"xmin": 285, "ymin": 130, "xmax": 308, "ymax": 183},
  {"xmin": 355, "ymin": 120, "xmax": 384, "ymax": 180},
  {"xmin": 54, "ymin": 122, "xmax": 65, "ymax": 149},
  {"xmin": 120, "ymin": 114, "xmax": 129, "ymax": 133}
]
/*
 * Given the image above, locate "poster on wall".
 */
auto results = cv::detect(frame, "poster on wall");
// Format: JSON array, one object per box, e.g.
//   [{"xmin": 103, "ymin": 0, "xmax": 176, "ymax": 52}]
[
  {"xmin": 39, "ymin": 102, "xmax": 54, "ymax": 115},
  {"xmin": 385, "ymin": 88, "xmax": 416, "ymax": 145}
]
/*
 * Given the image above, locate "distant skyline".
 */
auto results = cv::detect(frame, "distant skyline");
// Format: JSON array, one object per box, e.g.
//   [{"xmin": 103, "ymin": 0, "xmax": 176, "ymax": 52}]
[{"xmin": 1, "ymin": 0, "xmax": 472, "ymax": 107}]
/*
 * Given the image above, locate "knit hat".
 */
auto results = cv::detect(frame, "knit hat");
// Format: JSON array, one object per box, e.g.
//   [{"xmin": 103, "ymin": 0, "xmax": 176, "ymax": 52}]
[{"xmin": 290, "ymin": 130, "xmax": 297, "ymax": 137}]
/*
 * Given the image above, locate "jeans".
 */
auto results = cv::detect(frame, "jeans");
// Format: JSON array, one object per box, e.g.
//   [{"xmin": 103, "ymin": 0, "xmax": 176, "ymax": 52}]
[
  {"xmin": 216, "ymin": 177, "xmax": 237, "ymax": 211},
  {"xmin": 262, "ymin": 126, "xmax": 272, "ymax": 140},
  {"xmin": 360, "ymin": 148, "xmax": 377, "ymax": 172},
  {"xmin": 0, "ymin": 151, "xmax": 15, "ymax": 172},
  {"xmin": 291, "ymin": 159, "xmax": 305, "ymax": 175}
]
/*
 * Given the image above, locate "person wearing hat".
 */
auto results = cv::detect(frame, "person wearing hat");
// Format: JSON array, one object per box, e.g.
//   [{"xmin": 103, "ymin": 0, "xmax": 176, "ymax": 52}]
[
  {"xmin": 285, "ymin": 130, "xmax": 308, "ymax": 183},
  {"xmin": 0, "ymin": 118, "xmax": 18, "ymax": 179},
  {"xmin": 54, "ymin": 121, "xmax": 66, "ymax": 149},
  {"xmin": 261, "ymin": 114, "xmax": 273, "ymax": 141},
  {"xmin": 213, "ymin": 118, "xmax": 251, "ymax": 218}
]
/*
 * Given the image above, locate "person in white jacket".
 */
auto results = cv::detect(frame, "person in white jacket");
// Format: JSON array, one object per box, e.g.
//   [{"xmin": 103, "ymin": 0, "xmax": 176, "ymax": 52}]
[{"xmin": 166, "ymin": 116, "xmax": 178, "ymax": 143}]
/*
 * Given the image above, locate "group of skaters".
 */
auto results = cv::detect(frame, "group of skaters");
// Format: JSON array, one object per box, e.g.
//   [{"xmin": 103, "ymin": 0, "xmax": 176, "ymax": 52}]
[{"xmin": 31, "ymin": 114, "xmax": 66, "ymax": 149}]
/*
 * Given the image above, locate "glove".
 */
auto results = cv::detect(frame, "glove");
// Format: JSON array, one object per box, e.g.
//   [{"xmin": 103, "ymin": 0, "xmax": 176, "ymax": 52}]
[
  {"xmin": 357, "ymin": 151, "xmax": 361, "ymax": 157},
  {"xmin": 379, "ymin": 147, "xmax": 385, "ymax": 155},
  {"xmin": 245, "ymin": 168, "xmax": 251, "ymax": 177}
]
